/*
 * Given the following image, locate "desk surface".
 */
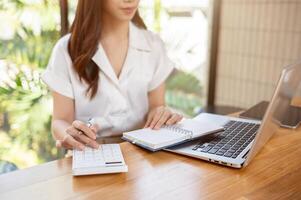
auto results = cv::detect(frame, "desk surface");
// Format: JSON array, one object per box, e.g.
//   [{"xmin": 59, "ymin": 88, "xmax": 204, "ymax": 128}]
[{"xmin": 1, "ymin": 127, "xmax": 301, "ymax": 200}]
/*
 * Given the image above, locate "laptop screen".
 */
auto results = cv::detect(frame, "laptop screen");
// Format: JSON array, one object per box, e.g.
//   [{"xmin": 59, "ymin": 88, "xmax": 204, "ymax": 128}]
[{"xmin": 244, "ymin": 63, "xmax": 301, "ymax": 166}]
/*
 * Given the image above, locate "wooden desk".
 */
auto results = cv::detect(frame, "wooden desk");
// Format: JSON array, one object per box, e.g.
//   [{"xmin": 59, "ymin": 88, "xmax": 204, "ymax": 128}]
[{"xmin": 1, "ymin": 127, "xmax": 301, "ymax": 200}]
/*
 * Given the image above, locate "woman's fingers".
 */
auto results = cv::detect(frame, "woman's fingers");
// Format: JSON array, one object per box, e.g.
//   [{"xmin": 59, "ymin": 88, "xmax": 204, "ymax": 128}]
[
  {"xmin": 61, "ymin": 134, "xmax": 85, "ymax": 150},
  {"xmin": 144, "ymin": 112, "xmax": 155, "ymax": 128},
  {"xmin": 56, "ymin": 139, "xmax": 73, "ymax": 150},
  {"xmin": 76, "ymin": 133, "xmax": 99, "ymax": 149},
  {"xmin": 66, "ymin": 127, "xmax": 99, "ymax": 149},
  {"xmin": 72, "ymin": 120, "xmax": 96, "ymax": 140},
  {"xmin": 76, "ymin": 135, "xmax": 98, "ymax": 149},
  {"xmin": 88, "ymin": 119, "xmax": 100, "ymax": 133},
  {"xmin": 90, "ymin": 124, "xmax": 98, "ymax": 134},
  {"xmin": 145, "ymin": 106, "xmax": 183, "ymax": 129},
  {"xmin": 149, "ymin": 108, "xmax": 164, "ymax": 129},
  {"xmin": 166, "ymin": 114, "xmax": 183, "ymax": 125},
  {"xmin": 177, "ymin": 115, "xmax": 183, "ymax": 123},
  {"xmin": 56, "ymin": 140, "xmax": 64, "ymax": 148},
  {"xmin": 154, "ymin": 110, "xmax": 172, "ymax": 129},
  {"xmin": 56, "ymin": 119, "xmax": 101, "ymax": 151}
]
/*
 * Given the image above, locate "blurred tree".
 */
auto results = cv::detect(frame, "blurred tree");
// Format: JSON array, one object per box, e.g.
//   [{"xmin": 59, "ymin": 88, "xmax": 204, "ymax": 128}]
[
  {"xmin": 0, "ymin": 0, "xmax": 64, "ymax": 169},
  {"xmin": 154, "ymin": 0, "xmax": 161, "ymax": 32},
  {"xmin": 166, "ymin": 71, "xmax": 203, "ymax": 116}
]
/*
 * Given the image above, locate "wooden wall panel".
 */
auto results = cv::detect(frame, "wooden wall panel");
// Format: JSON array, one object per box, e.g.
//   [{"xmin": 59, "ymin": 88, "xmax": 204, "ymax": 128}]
[{"xmin": 215, "ymin": 0, "xmax": 301, "ymax": 108}]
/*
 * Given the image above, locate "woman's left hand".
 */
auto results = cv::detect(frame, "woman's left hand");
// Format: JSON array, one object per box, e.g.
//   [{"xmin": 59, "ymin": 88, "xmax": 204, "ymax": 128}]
[{"xmin": 144, "ymin": 106, "xmax": 183, "ymax": 129}]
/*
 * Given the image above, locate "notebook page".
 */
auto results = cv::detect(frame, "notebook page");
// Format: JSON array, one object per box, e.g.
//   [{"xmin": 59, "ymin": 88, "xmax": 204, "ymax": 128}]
[
  {"xmin": 173, "ymin": 119, "xmax": 224, "ymax": 138},
  {"xmin": 124, "ymin": 128, "xmax": 186, "ymax": 148}
]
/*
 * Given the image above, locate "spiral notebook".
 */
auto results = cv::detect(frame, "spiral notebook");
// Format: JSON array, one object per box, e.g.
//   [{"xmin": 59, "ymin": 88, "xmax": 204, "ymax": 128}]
[{"xmin": 122, "ymin": 119, "xmax": 224, "ymax": 151}]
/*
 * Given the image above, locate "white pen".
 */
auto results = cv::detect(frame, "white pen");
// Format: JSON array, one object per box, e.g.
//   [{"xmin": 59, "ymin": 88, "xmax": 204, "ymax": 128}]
[
  {"xmin": 87, "ymin": 118, "xmax": 98, "ymax": 142},
  {"xmin": 87, "ymin": 118, "xmax": 93, "ymax": 128}
]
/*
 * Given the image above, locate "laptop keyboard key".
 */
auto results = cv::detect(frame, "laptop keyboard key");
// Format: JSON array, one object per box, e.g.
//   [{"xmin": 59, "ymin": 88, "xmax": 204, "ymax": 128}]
[
  {"xmin": 224, "ymin": 152, "xmax": 233, "ymax": 157},
  {"xmin": 201, "ymin": 146, "xmax": 212, "ymax": 152},
  {"xmin": 208, "ymin": 148, "xmax": 219, "ymax": 154},
  {"xmin": 192, "ymin": 146, "xmax": 199, "ymax": 150},
  {"xmin": 232, "ymin": 152, "xmax": 240, "ymax": 158},
  {"xmin": 216, "ymin": 151, "xmax": 225, "ymax": 156}
]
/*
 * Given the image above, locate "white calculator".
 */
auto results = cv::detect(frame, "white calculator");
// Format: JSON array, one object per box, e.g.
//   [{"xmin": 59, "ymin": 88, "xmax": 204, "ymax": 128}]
[{"xmin": 72, "ymin": 144, "xmax": 128, "ymax": 176}]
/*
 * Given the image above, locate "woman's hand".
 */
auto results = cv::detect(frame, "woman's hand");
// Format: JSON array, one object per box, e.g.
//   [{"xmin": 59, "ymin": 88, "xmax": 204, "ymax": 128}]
[
  {"xmin": 144, "ymin": 106, "xmax": 183, "ymax": 130},
  {"xmin": 56, "ymin": 120, "xmax": 99, "ymax": 150}
]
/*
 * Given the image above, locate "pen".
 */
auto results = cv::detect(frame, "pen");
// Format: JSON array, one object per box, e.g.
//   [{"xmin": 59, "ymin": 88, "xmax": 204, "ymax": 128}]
[
  {"xmin": 87, "ymin": 118, "xmax": 93, "ymax": 128},
  {"xmin": 87, "ymin": 118, "xmax": 98, "ymax": 141}
]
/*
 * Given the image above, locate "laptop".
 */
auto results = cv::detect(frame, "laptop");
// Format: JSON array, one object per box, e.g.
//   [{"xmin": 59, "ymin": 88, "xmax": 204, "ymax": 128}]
[{"xmin": 166, "ymin": 63, "xmax": 301, "ymax": 168}]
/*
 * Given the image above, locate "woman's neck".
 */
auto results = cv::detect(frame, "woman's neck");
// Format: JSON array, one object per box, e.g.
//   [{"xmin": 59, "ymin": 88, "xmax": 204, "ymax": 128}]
[{"xmin": 100, "ymin": 15, "xmax": 130, "ymax": 41}]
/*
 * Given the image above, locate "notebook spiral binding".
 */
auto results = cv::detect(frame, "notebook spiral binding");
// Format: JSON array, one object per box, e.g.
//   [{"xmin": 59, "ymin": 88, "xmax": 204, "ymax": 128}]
[{"xmin": 162, "ymin": 125, "xmax": 194, "ymax": 139}]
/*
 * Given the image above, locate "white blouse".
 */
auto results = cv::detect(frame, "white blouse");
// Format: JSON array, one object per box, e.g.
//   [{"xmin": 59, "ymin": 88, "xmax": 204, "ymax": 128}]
[{"xmin": 42, "ymin": 22, "xmax": 175, "ymax": 137}]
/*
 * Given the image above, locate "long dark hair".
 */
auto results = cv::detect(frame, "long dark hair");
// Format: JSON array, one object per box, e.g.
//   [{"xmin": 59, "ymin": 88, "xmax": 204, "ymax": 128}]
[{"xmin": 68, "ymin": 0, "xmax": 146, "ymax": 99}]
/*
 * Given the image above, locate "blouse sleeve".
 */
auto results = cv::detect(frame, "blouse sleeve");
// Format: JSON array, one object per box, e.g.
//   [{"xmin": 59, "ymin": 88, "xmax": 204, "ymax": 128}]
[
  {"xmin": 41, "ymin": 40, "xmax": 74, "ymax": 99},
  {"xmin": 148, "ymin": 36, "xmax": 175, "ymax": 92}
]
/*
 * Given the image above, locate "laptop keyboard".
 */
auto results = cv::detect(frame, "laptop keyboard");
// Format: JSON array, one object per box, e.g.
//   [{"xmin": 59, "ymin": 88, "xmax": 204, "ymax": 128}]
[{"xmin": 192, "ymin": 120, "xmax": 260, "ymax": 159}]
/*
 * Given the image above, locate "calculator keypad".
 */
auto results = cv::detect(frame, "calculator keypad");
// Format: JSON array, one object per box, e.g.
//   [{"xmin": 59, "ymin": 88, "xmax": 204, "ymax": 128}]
[{"xmin": 73, "ymin": 144, "xmax": 125, "ymax": 168}]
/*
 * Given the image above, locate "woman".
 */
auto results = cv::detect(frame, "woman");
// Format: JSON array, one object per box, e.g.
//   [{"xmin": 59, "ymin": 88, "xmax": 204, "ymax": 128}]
[{"xmin": 42, "ymin": 0, "xmax": 182, "ymax": 151}]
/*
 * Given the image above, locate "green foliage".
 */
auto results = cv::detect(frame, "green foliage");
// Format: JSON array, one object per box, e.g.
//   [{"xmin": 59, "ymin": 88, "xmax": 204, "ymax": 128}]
[
  {"xmin": 166, "ymin": 71, "xmax": 203, "ymax": 116},
  {"xmin": 0, "ymin": 63, "xmax": 65, "ymax": 167},
  {"xmin": 0, "ymin": 0, "xmax": 25, "ymax": 10},
  {"xmin": 1, "ymin": 29, "xmax": 59, "ymax": 68},
  {"xmin": 0, "ymin": 130, "xmax": 38, "ymax": 168},
  {"xmin": 166, "ymin": 70, "xmax": 203, "ymax": 96},
  {"xmin": 154, "ymin": 0, "xmax": 162, "ymax": 32},
  {"xmin": 0, "ymin": 0, "xmax": 63, "ymax": 169}
]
